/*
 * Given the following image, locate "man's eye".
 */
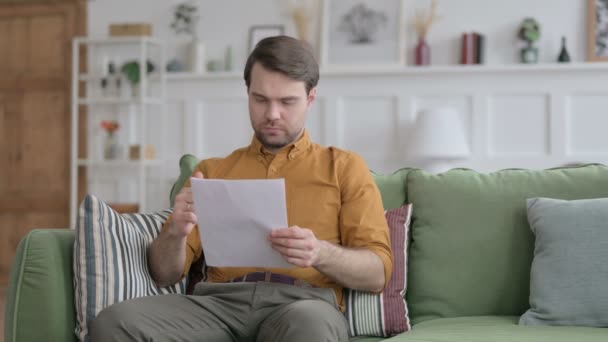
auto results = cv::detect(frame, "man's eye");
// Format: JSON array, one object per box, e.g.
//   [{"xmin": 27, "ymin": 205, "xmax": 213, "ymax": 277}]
[
  {"xmin": 282, "ymin": 99, "xmax": 296, "ymax": 105},
  {"xmin": 255, "ymin": 97, "xmax": 267, "ymax": 103}
]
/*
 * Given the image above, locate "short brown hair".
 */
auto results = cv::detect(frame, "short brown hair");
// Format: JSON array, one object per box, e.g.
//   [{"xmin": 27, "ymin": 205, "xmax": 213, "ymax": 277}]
[{"xmin": 244, "ymin": 36, "xmax": 319, "ymax": 94}]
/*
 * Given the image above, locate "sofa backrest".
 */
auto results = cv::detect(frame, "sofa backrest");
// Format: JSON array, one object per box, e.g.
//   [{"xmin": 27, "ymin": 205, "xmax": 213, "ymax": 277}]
[{"xmin": 405, "ymin": 164, "xmax": 608, "ymax": 325}]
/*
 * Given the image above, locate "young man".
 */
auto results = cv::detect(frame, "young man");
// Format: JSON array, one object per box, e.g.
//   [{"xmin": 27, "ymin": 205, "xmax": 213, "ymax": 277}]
[{"xmin": 91, "ymin": 36, "xmax": 392, "ymax": 342}]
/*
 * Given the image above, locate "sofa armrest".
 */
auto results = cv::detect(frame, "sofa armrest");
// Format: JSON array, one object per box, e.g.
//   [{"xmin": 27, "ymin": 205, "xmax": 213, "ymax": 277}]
[{"xmin": 4, "ymin": 229, "xmax": 77, "ymax": 342}]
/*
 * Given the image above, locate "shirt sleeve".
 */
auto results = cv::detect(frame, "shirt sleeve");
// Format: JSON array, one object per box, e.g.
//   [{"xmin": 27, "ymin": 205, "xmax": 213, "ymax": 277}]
[
  {"xmin": 338, "ymin": 152, "xmax": 393, "ymax": 290},
  {"xmin": 159, "ymin": 161, "xmax": 206, "ymax": 279}
]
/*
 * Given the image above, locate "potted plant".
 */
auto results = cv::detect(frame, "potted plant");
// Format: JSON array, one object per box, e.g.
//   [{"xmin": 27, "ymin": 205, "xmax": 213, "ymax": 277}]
[
  {"xmin": 120, "ymin": 60, "xmax": 155, "ymax": 97},
  {"xmin": 518, "ymin": 17, "xmax": 541, "ymax": 64}
]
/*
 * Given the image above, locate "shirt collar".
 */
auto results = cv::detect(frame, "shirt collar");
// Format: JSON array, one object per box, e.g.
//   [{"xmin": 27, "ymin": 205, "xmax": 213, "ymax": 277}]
[{"xmin": 249, "ymin": 129, "xmax": 312, "ymax": 157}]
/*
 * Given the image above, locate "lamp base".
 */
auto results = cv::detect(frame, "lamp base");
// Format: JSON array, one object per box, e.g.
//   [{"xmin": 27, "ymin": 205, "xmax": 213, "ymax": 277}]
[{"xmin": 420, "ymin": 160, "xmax": 461, "ymax": 174}]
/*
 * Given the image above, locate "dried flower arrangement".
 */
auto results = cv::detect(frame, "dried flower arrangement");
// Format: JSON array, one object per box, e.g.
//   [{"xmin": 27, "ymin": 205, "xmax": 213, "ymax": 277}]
[
  {"xmin": 279, "ymin": 0, "xmax": 317, "ymax": 43},
  {"xmin": 413, "ymin": 0, "xmax": 440, "ymax": 41}
]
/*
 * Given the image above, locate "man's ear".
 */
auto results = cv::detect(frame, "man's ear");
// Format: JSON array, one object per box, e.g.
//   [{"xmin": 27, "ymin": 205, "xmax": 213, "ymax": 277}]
[{"xmin": 307, "ymin": 87, "xmax": 317, "ymax": 109}]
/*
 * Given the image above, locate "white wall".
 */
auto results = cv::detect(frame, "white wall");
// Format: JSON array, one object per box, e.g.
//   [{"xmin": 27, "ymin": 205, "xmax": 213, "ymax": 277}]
[
  {"xmin": 89, "ymin": 0, "xmax": 589, "ymax": 68},
  {"xmin": 83, "ymin": 0, "xmax": 608, "ymax": 213}
]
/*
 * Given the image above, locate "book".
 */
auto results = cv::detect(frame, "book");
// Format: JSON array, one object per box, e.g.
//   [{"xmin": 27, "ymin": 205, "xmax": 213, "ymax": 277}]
[
  {"xmin": 475, "ymin": 33, "xmax": 486, "ymax": 64},
  {"xmin": 461, "ymin": 32, "xmax": 486, "ymax": 65}
]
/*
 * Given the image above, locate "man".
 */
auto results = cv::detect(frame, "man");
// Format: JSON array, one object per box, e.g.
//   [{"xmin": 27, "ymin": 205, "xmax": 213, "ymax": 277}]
[{"xmin": 91, "ymin": 36, "xmax": 392, "ymax": 342}]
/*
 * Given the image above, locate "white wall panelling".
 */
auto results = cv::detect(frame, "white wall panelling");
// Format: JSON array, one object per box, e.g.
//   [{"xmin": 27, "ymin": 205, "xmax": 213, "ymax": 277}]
[
  {"xmin": 487, "ymin": 94, "xmax": 550, "ymax": 157},
  {"xmin": 94, "ymin": 65, "xmax": 608, "ymax": 210},
  {"xmin": 566, "ymin": 94, "xmax": 608, "ymax": 157},
  {"xmin": 87, "ymin": 65, "xmax": 608, "ymax": 212}
]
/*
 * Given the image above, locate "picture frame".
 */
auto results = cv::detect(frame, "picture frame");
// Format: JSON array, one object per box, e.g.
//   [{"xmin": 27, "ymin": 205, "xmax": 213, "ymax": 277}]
[
  {"xmin": 248, "ymin": 25, "xmax": 285, "ymax": 54},
  {"xmin": 320, "ymin": 0, "xmax": 406, "ymax": 68},
  {"xmin": 587, "ymin": 0, "xmax": 608, "ymax": 61}
]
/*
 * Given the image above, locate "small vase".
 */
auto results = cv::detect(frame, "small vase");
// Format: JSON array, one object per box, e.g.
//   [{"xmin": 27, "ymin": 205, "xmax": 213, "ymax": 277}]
[
  {"xmin": 188, "ymin": 37, "xmax": 206, "ymax": 73},
  {"xmin": 415, "ymin": 39, "xmax": 431, "ymax": 66},
  {"xmin": 104, "ymin": 133, "xmax": 119, "ymax": 160},
  {"xmin": 521, "ymin": 45, "xmax": 539, "ymax": 64}
]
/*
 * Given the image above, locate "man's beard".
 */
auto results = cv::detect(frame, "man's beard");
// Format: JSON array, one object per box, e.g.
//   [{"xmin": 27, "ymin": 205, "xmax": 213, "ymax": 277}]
[{"xmin": 255, "ymin": 127, "xmax": 302, "ymax": 151}]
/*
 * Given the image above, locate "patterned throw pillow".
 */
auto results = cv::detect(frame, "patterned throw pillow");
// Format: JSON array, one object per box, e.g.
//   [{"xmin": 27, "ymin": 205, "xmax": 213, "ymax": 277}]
[
  {"xmin": 345, "ymin": 204, "xmax": 413, "ymax": 337},
  {"xmin": 73, "ymin": 195, "xmax": 187, "ymax": 342}
]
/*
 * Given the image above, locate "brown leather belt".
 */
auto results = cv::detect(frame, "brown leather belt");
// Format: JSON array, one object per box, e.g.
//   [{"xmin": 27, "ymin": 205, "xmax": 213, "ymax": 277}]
[{"xmin": 229, "ymin": 271, "xmax": 314, "ymax": 288}]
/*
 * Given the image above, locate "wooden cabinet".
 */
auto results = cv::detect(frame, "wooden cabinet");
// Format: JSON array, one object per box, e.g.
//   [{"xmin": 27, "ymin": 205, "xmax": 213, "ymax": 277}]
[{"xmin": 0, "ymin": 0, "xmax": 86, "ymax": 285}]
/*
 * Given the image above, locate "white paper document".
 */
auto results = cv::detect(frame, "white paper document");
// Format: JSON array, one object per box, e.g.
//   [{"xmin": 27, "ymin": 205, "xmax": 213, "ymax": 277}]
[{"xmin": 190, "ymin": 178, "xmax": 293, "ymax": 268}]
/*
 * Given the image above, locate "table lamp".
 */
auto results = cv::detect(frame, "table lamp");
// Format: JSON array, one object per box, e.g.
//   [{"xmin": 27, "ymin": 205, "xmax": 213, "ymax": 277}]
[{"xmin": 405, "ymin": 107, "xmax": 470, "ymax": 173}]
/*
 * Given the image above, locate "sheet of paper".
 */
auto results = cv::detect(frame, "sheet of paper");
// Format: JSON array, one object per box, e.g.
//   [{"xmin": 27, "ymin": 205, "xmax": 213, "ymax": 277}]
[{"xmin": 190, "ymin": 178, "xmax": 293, "ymax": 268}]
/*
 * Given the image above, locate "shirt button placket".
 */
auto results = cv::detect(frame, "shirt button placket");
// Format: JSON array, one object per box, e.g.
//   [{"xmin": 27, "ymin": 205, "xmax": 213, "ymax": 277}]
[{"xmin": 268, "ymin": 166, "xmax": 277, "ymax": 178}]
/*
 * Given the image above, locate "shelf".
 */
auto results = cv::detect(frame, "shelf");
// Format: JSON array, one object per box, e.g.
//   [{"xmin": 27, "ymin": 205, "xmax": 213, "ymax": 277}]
[
  {"xmin": 167, "ymin": 71, "xmax": 241, "ymax": 80},
  {"xmin": 79, "ymin": 73, "xmax": 163, "ymax": 82},
  {"xmin": 77, "ymin": 159, "xmax": 162, "ymax": 167},
  {"xmin": 74, "ymin": 36, "xmax": 162, "ymax": 46},
  {"xmin": 78, "ymin": 97, "xmax": 162, "ymax": 105},
  {"xmin": 166, "ymin": 62, "xmax": 608, "ymax": 81}
]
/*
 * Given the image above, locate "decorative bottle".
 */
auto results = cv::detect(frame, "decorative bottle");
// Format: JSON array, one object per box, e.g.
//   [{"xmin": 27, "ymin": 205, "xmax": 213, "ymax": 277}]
[{"xmin": 557, "ymin": 36, "xmax": 571, "ymax": 63}]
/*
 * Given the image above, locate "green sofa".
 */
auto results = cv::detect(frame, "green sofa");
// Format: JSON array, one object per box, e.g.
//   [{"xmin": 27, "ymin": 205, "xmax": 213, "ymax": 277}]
[{"xmin": 5, "ymin": 158, "xmax": 608, "ymax": 342}]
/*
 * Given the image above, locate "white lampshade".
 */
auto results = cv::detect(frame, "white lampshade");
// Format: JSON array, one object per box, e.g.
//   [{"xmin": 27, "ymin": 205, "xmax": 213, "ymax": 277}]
[{"xmin": 406, "ymin": 107, "xmax": 470, "ymax": 159}]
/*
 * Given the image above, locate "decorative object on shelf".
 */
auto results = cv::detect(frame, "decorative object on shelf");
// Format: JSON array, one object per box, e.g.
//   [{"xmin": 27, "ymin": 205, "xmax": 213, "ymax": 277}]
[
  {"xmin": 557, "ymin": 36, "xmax": 571, "ymax": 63},
  {"xmin": 277, "ymin": 0, "xmax": 322, "ymax": 60},
  {"xmin": 518, "ymin": 18, "xmax": 541, "ymax": 64},
  {"xmin": 171, "ymin": 1, "xmax": 206, "ymax": 73},
  {"xmin": 166, "ymin": 58, "xmax": 186, "ymax": 72},
  {"xmin": 404, "ymin": 107, "xmax": 470, "ymax": 174},
  {"xmin": 413, "ymin": 0, "xmax": 439, "ymax": 66},
  {"xmin": 129, "ymin": 144, "xmax": 156, "ymax": 160},
  {"xmin": 109, "ymin": 23, "xmax": 153, "ymax": 37},
  {"xmin": 460, "ymin": 32, "xmax": 485, "ymax": 65},
  {"xmin": 120, "ymin": 60, "xmax": 155, "ymax": 97},
  {"xmin": 207, "ymin": 59, "xmax": 224, "ymax": 72},
  {"xmin": 248, "ymin": 25, "xmax": 285, "ymax": 54},
  {"xmin": 321, "ymin": 0, "xmax": 406, "ymax": 67},
  {"xmin": 224, "ymin": 45, "xmax": 233, "ymax": 71},
  {"xmin": 277, "ymin": 0, "xmax": 318, "ymax": 42},
  {"xmin": 587, "ymin": 0, "xmax": 608, "ymax": 62},
  {"xmin": 101, "ymin": 61, "xmax": 122, "ymax": 97},
  {"xmin": 101, "ymin": 120, "xmax": 120, "ymax": 160}
]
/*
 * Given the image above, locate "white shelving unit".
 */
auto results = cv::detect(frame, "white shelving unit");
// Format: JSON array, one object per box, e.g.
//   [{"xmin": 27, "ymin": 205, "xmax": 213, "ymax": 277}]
[{"xmin": 70, "ymin": 37, "xmax": 166, "ymax": 228}]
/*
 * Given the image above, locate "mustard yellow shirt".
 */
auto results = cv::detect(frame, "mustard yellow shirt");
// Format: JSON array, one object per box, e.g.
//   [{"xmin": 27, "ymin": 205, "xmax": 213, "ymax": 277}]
[{"xmin": 162, "ymin": 130, "xmax": 393, "ymax": 311}]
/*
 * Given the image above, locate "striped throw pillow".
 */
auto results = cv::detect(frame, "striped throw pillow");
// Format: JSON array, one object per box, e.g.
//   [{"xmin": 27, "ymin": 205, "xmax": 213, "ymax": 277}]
[
  {"xmin": 73, "ymin": 195, "xmax": 187, "ymax": 342},
  {"xmin": 345, "ymin": 204, "xmax": 413, "ymax": 337}
]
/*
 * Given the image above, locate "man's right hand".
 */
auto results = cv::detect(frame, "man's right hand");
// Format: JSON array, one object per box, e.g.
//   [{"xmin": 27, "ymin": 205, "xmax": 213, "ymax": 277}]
[{"xmin": 171, "ymin": 171, "xmax": 204, "ymax": 237}]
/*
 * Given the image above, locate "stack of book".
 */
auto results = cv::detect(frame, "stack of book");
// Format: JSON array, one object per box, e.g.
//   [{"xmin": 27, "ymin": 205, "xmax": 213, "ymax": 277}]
[{"xmin": 461, "ymin": 32, "xmax": 486, "ymax": 64}]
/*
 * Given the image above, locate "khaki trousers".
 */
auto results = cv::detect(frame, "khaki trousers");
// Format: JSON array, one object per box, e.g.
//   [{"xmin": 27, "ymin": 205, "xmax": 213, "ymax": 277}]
[{"xmin": 90, "ymin": 282, "xmax": 349, "ymax": 342}]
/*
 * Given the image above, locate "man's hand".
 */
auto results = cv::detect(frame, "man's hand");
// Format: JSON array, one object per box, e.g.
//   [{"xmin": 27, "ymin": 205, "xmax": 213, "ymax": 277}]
[
  {"xmin": 269, "ymin": 226, "xmax": 326, "ymax": 268},
  {"xmin": 171, "ymin": 171, "xmax": 204, "ymax": 237}
]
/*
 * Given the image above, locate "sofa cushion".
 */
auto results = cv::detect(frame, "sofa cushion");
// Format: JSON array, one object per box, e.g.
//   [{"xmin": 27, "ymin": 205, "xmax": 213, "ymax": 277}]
[
  {"xmin": 519, "ymin": 197, "xmax": 608, "ymax": 327},
  {"xmin": 382, "ymin": 316, "xmax": 608, "ymax": 342},
  {"xmin": 73, "ymin": 195, "xmax": 186, "ymax": 341},
  {"xmin": 372, "ymin": 168, "xmax": 412, "ymax": 210},
  {"xmin": 346, "ymin": 204, "xmax": 413, "ymax": 337},
  {"xmin": 5, "ymin": 229, "xmax": 77, "ymax": 342},
  {"xmin": 406, "ymin": 164, "xmax": 608, "ymax": 324}
]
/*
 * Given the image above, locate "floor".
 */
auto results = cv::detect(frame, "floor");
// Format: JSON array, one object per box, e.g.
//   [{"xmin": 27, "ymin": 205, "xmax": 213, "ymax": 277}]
[{"xmin": 1, "ymin": 285, "xmax": 5, "ymax": 342}]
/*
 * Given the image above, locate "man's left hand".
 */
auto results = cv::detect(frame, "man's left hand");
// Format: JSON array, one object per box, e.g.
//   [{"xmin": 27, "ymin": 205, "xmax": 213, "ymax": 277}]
[{"xmin": 269, "ymin": 226, "xmax": 324, "ymax": 268}]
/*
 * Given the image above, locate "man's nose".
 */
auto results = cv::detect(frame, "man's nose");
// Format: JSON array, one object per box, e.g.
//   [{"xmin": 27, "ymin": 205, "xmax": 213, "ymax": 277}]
[{"xmin": 265, "ymin": 102, "xmax": 281, "ymax": 120}]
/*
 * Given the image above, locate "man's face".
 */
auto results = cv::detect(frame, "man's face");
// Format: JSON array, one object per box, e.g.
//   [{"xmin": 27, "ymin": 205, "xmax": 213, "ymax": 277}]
[{"xmin": 248, "ymin": 63, "xmax": 316, "ymax": 152}]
